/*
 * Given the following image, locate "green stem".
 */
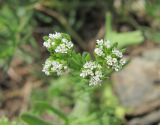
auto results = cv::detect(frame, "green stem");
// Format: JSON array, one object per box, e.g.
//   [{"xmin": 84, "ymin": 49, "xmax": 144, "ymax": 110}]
[{"xmin": 105, "ymin": 12, "xmax": 112, "ymax": 40}]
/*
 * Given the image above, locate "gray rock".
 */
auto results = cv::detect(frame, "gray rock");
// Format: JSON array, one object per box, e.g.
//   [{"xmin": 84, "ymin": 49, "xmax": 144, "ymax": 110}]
[{"xmin": 112, "ymin": 48, "xmax": 160, "ymax": 114}]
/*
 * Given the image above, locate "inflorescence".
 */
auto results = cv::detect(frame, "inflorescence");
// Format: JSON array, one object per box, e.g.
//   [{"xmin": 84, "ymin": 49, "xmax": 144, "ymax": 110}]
[
  {"xmin": 42, "ymin": 32, "xmax": 126, "ymax": 86},
  {"xmin": 42, "ymin": 59, "xmax": 68, "ymax": 76},
  {"xmin": 94, "ymin": 39, "xmax": 126, "ymax": 72}
]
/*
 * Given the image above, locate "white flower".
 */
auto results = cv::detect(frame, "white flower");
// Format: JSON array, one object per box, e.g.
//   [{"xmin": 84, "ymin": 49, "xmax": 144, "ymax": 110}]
[
  {"xmin": 54, "ymin": 38, "xmax": 73, "ymax": 53},
  {"xmin": 54, "ymin": 32, "xmax": 62, "ymax": 39},
  {"xmin": 112, "ymin": 58, "xmax": 117, "ymax": 64},
  {"xmin": 107, "ymin": 60, "xmax": 112, "ymax": 66},
  {"xmin": 80, "ymin": 60, "xmax": 103, "ymax": 86},
  {"xmin": 42, "ymin": 60, "xmax": 67, "ymax": 76},
  {"xmin": 104, "ymin": 40, "xmax": 111, "ymax": 48},
  {"xmin": 113, "ymin": 64, "xmax": 121, "ymax": 72},
  {"xmin": 112, "ymin": 48, "xmax": 123, "ymax": 58},
  {"xmin": 80, "ymin": 69, "xmax": 94, "ymax": 78},
  {"xmin": 45, "ymin": 32, "xmax": 73, "ymax": 53},
  {"xmin": 66, "ymin": 41, "xmax": 73, "ymax": 49},
  {"xmin": 43, "ymin": 41, "xmax": 51, "ymax": 48},
  {"xmin": 105, "ymin": 56, "xmax": 113, "ymax": 66},
  {"xmin": 120, "ymin": 58, "xmax": 126, "ymax": 65},
  {"xmin": 95, "ymin": 70, "xmax": 103, "ymax": 78},
  {"xmin": 42, "ymin": 69, "xmax": 50, "ymax": 75},
  {"xmin": 62, "ymin": 38, "xmax": 68, "ymax": 43},
  {"xmin": 49, "ymin": 34, "xmax": 54, "ymax": 39},
  {"xmin": 89, "ymin": 75, "xmax": 102, "ymax": 86},
  {"xmin": 51, "ymin": 61, "xmax": 63, "ymax": 70},
  {"xmin": 42, "ymin": 59, "xmax": 52, "ymax": 75},
  {"xmin": 62, "ymin": 38, "xmax": 73, "ymax": 49},
  {"xmin": 94, "ymin": 48, "xmax": 104, "ymax": 56},
  {"xmin": 49, "ymin": 32, "xmax": 61, "ymax": 39},
  {"xmin": 43, "ymin": 38, "xmax": 55, "ymax": 48},
  {"xmin": 96, "ymin": 39, "xmax": 104, "ymax": 46},
  {"xmin": 55, "ymin": 44, "xmax": 68, "ymax": 53},
  {"xmin": 83, "ymin": 61, "xmax": 97, "ymax": 70},
  {"xmin": 51, "ymin": 61, "xmax": 67, "ymax": 75}
]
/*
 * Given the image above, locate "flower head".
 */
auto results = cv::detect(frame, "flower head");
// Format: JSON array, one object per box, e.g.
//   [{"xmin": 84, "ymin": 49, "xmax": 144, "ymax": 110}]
[
  {"xmin": 96, "ymin": 39, "xmax": 104, "ymax": 46},
  {"xmin": 49, "ymin": 32, "xmax": 61, "ymax": 39},
  {"xmin": 120, "ymin": 58, "xmax": 126, "ymax": 65},
  {"xmin": 51, "ymin": 61, "xmax": 67, "ymax": 75},
  {"xmin": 43, "ymin": 32, "xmax": 73, "ymax": 54},
  {"xmin": 83, "ymin": 61, "xmax": 97, "ymax": 70},
  {"xmin": 80, "ymin": 61, "xmax": 103, "ymax": 86},
  {"xmin": 80, "ymin": 69, "xmax": 94, "ymax": 78},
  {"xmin": 94, "ymin": 48, "xmax": 104, "ymax": 56},
  {"xmin": 89, "ymin": 75, "xmax": 102, "ymax": 86},
  {"xmin": 55, "ymin": 44, "xmax": 68, "ymax": 53},
  {"xmin": 42, "ymin": 59, "xmax": 52, "ymax": 75},
  {"xmin": 112, "ymin": 48, "xmax": 123, "ymax": 58},
  {"xmin": 42, "ymin": 59, "xmax": 68, "ymax": 76}
]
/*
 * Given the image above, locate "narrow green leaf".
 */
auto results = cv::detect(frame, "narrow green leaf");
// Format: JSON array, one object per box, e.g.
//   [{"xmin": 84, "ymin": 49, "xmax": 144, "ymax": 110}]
[
  {"xmin": 43, "ymin": 36, "xmax": 49, "ymax": 41},
  {"xmin": 21, "ymin": 113, "xmax": 53, "ymax": 125},
  {"xmin": 105, "ymin": 13, "xmax": 144, "ymax": 48},
  {"xmin": 34, "ymin": 102, "xmax": 69, "ymax": 125}
]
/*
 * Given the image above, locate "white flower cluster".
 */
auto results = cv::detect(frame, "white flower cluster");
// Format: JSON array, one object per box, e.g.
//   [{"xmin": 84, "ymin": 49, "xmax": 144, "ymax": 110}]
[
  {"xmin": 43, "ymin": 39, "xmax": 53, "ymax": 48},
  {"xmin": 43, "ymin": 32, "xmax": 73, "ymax": 54},
  {"xmin": 49, "ymin": 32, "xmax": 61, "ymax": 39},
  {"xmin": 105, "ymin": 56, "xmax": 126, "ymax": 71},
  {"xmin": 96, "ymin": 39, "xmax": 111, "ymax": 48},
  {"xmin": 42, "ymin": 59, "xmax": 67, "ymax": 76},
  {"xmin": 42, "ymin": 32, "xmax": 126, "ymax": 86},
  {"xmin": 94, "ymin": 39, "xmax": 126, "ymax": 72},
  {"xmin": 43, "ymin": 32, "xmax": 62, "ymax": 48},
  {"xmin": 80, "ymin": 61, "xmax": 103, "ymax": 86},
  {"xmin": 112, "ymin": 48, "xmax": 123, "ymax": 58},
  {"xmin": 94, "ymin": 39, "xmax": 111, "ymax": 56},
  {"xmin": 51, "ymin": 61, "xmax": 67, "ymax": 75},
  {"xmin": 55, "ymin": 38, "xmax": 73, "ymax": 53},
  {"xmin": 94, "ymin": 48, "xmax": 104, "ymax": 56},
  {"xmin": 42, "ymin": 59, "xmax": 52, "ymax": 75}
]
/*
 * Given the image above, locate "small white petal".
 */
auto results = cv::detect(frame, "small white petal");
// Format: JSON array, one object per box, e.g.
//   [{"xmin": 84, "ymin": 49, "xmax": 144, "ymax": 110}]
[
  {"xmin": 104, "ymin": 40, "xmax": 111, "ymax": 48},
  {"xmin": 43, "ymin": 42, "xmax": 50, "ymax": 48},
  {"xmin": 112, "ymin": 58, "xmax": 117, "ymax": 64},
  {"xmin": 94, "ymin": 48, "xmax": 104, "ymax": 56},
  {"xmin": 66, "ymin": 41, "xmax": 73, "ymax": 49},
  {"xmin": 89, "ymin": 75, "xmax": 102, "ymax": 86},
  {"xmin": 62, "ymin": 38, "xmax": 68, "ymax": 43},
  {"xmin": 49, "ymin": 34, "xmax": 54, "ymax": 39},
  {"xmin": 55, "ymin": 44, "xmax": 68, "ymax": 53},
  {"xmin": 112, "ymin": 48, "xmax": 123, "ymax": 58},
  {"xmin": 120, "ymin": 58, "xmax": 126, "ymax": 65},
  {"xmin": 96, "ymin": 39, "xmax": 104, "ymax": 46},
  {"xmin": 83, "ymin": 61, "xmax": 97, "ymax": 70},
  {"xmin": 105, "ymin": 56, "xmax": 113, "ymax": 66}
]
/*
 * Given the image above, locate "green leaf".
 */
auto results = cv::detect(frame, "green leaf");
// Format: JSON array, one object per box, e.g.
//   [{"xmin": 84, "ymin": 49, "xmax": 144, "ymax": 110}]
[
  {"xmin": 68, "ymin": 54, "xmax": 83, "ymax": 70},
  {"xmin": 21, "ymin": 113, "xmax": 53, "ymax": 125},
  {"xmin": 61, "ymin": 33, "xmax": 71, "ymax": 41},
  {"xmin": 82, "ymin": 52, "xmax": 91, "ymax": 61},
  {"xmin": 43, "ymin": 36, "xmax": 49, "ymax": 41},
  {"xmin": 107, "ymin": 31, "xmax": 144, "ymax": 48},
  {"xmin": 105, "ymin": 13, "xmax": 144, "ymax": 48},
  {"xmin": 34, "ymin": 102, "xmax": 69, "ymax": 125}
]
